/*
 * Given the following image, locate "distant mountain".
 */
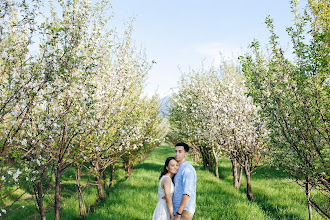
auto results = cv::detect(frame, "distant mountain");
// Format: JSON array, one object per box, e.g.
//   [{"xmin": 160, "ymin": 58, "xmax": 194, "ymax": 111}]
[{"xmin": 159, "ymin": 95, "xmax": 172, "ymax": 117}]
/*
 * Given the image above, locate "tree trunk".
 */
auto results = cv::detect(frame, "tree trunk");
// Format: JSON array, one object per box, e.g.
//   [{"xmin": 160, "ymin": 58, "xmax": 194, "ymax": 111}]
[
  {"xmin": 231, "ymin": 159, "xmax": 240, "ymax": 189},
  {"xmin": 54, "ymin": 165, "xmax": 62, "ymax": 220},
  {"xmin": 212, "ymin": 148, "xmax": 219, "ymax": 178},
  {"xmin": 238, "ymin": 164, "xmax": 243, "ymax": 187},
  {"xmin": 199, "ymin": 146, "xmax": 208, "ymax": 169},
  {"xmin": 34, "ymin": 171, "xmax": 46, "ymax": 220},
  {"xmin": 75, "ymin": 167, "xmax": 86, "ymax": 219},
  {"xmin": 103, "ymin": 171, "xmax": 108, "ymax": 190},
  {"xmin": 310, "ymin": 198, "xmax": 330, "ymax": 218},
  {"xmin": 109, "ymin": 164, "xmax": 115, "ymax": 189},
  {"xmin": 124, "ymin": 160, "xmax": 134, "ymax": 177},
  {"xmin": 244, "ymin": 160, "xmax": 255, "ymax": 201},
  {"xmin": 94, "ymin": 163, "xmax": 105, "ymax": 201},
  {"xmin": 127, "ymin": 164, "xmax": 134, "ymax": 177},
  {"xmin": 96, "ymin": 174, "xmax": 105, "ymax": 200},
  {"xmin": 209, "ymin": 153, "xmax": 214, "ymax": 172},
  {"xmin": 306, "ymin": 181, "xmax": 313, "ymax": 220},
  {"xmin": 214, "ymin": 156, "xmax": 219, "ymax": 178}
]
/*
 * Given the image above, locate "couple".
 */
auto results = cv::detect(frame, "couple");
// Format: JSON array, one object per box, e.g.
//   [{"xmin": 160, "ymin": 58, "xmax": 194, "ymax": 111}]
[{"xmin": 152, "ymin": 142, "xmax": 197, "ymax": 220}]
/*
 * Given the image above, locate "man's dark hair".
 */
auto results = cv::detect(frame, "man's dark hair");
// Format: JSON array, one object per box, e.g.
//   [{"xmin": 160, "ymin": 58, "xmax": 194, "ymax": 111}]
[{"xmin": 175, "ymin": 142, "xmax": 189, "ymax": 152}]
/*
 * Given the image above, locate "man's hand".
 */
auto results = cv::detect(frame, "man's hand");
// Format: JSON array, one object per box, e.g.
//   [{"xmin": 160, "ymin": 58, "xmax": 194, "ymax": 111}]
[{"xmin": 173, "ymin": 214, "xmax": 181, "ymax": 220}]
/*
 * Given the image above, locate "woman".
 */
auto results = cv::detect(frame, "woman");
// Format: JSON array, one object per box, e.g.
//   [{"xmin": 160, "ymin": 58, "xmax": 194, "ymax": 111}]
[{"xmin": 152, "ymin": 157, "xmax": 179, "ymax": 220}]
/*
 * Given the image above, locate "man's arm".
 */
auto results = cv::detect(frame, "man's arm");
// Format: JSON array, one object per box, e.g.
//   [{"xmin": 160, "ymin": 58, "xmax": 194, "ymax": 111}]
[
  {"xmin": 174, "ymin": 194, "xmax": 190, "ymax": 217},
  {"xmin": 174, "ymin": 168, "xmax": 194, "ymax": 219}
]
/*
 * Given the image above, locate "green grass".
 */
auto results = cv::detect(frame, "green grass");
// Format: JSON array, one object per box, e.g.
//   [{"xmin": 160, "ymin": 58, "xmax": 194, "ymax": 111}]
[
  {"xmin": 2, "ymin": 145, "xmax": 325, "ymax": 219},
  {"xmin": 87, "ymin": 145, "xmax": 324, "ymax": 220},
  {"xmin": 1, "ymin": 162, "xmax": 125, "ymax": 220},
  {"xmin": 87, "ymin": 145, "xmax": 171, "ymax": 220}
]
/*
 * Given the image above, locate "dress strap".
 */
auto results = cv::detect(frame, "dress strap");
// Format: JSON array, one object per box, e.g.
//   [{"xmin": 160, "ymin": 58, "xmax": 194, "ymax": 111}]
[
  {"xmin": 160, "ymin": 175, "xmax": 171, "ymax": 184},
  {"xmin": 162, "ymin": 175, "xmax": 171, "ymax": 179}
]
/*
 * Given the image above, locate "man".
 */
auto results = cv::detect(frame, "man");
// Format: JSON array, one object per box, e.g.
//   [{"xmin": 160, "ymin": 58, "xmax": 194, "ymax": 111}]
[{"xmin": 173, "ymin": 142, "xmax": 197, "ymax": 220}]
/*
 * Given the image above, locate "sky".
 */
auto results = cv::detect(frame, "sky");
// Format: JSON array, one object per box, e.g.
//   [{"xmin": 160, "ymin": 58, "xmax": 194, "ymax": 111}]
[{"xmin": 110, "ymin": 0, "xmax": 304, "ymax": 97}]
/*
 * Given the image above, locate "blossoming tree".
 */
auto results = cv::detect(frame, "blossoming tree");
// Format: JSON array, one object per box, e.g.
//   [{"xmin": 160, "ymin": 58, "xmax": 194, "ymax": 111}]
[
  {"xmin": 240, "ymin": 0, "xmax": 329, "ymax": 218},
  {"xmin": 169, "ymin": 60, "xmax": 267, "ymax": 201},
  {"xmin": 0, "ymin": 1, "xmax": 167, "ymax": 219}
]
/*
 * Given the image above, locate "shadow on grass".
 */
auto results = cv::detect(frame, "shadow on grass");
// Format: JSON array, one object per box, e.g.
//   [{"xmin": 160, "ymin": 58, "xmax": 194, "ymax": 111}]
[
  {"xmin": 153, "ymin": 145, "xmax": 174, "ymax": 155},
  {"xmin": 60, "ymin": 182, "xmax": 77, "ymax": 198},
  {"xmin": 87, "ymin": 175, "xmax": 157, "ymax": 220},
  {"xmin": 86, "ymin": 145, "xmax": 176, "ymax": 220},
  {"xmin": 134, "ymin": 162, "xmax": 163, "ymax": 172},
  {"xmin": 252, "ymin": 165, "xmax": 289, "ymax": 180},
  {"xmin": 253, "ymin": 191, "xmax": 305, "ymax": 219},
  {"xmin": 197, "ymin": 159, "xmax": 309, "ymax": 219},
  {"xmin": 82, "ymin": 145, "xmax": 318, "ymax": 220}
]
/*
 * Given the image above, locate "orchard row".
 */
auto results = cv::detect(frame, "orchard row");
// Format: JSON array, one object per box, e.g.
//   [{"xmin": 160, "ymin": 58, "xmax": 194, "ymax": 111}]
[
  {"xmin": 167, "ymin": 0, "xmax": 329, "ymax": 219},
  {"xmin": 0, "ymin": 1, "xmax": 167, "ymax": 219}
]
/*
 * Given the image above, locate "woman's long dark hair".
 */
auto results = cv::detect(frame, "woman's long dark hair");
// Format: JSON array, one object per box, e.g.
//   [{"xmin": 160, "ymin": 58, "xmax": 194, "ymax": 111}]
[{"xmin": 159, "ymin": 157, "xmax": 176, "ymax": 182}]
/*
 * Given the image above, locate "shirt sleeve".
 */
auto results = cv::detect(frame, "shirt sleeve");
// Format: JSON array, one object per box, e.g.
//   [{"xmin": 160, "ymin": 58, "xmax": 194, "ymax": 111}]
[{"xmin": 182, "ymin": 167, "xmax": 195, "ymax": 196}]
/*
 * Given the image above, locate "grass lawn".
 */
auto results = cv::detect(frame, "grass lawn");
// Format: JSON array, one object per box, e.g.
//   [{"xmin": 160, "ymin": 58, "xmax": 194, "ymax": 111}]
[
  {"xmin": 87, "ymin": 145, "xmax": 324, "ymax": 220},
  {"xmin": 2, "ymin": 144, "xmax": 324, "ymax": 219}
]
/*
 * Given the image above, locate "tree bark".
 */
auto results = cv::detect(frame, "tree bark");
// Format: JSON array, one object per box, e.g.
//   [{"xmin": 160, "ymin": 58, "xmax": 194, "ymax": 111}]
[
  {"xmin": 231, "ymin": 159, "xmax": 241, "ymax": 189},
  {"xmin": 212, "ymin": 147, "xmax": 219, "ymax": 178},
  {"xmin": 127, "ymin": 164, "xmax": 134, "ymax": 177},
  {"xmin": 310, "ymin": 198, "xmax": 330, "ymax": 219},
  {"xmin": 102, "ymin": 171, "xmax": 108, "ymax": 190},
  {"xmin": 94, "ymin": 162, "xmax": 105, "ymax": 200},
  {"xmin": 109, "ymin": 164, "xmax": 115, "ymax": 189},
  {"xmin": 199, "ymin": 146, "xmax": 208, "ymax": 170},
  {"xmin": 238, "ymin": 164, "xmax": 243, "ymax": 187},
  {"xmin": 306, "ymin": 181, "xmax": 313, "ymax": 220},
  {"xmin": 75, "ymin": 167, "xmax": 86, "ymax": 219},
  {"xmin": 244, "ymin": 160, "xmax": 255, "ymax": 201},
  {"xmin": 96, "ymin": 174, "xmax": 105, "ymax": 200},
  {"xmin": 214, "ymin": 156, "xmax": 219, "ymax": 179},
  {"xmin": 34, "ymin": 171, "xmax": 46, "ymax": 220},
  {"xmin": 124, "ymin": 159, "xmax": 134, "ymax": 178},
  {"xmin": 54, "ymin": 165, "xmax": 62, "ymax": 220}
]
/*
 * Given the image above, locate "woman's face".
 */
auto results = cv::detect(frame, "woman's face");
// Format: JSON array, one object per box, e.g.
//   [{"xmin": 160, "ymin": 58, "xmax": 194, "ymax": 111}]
[{"xmin": 167, "ymin": 159, "xmax": 179, "ymax": 174}]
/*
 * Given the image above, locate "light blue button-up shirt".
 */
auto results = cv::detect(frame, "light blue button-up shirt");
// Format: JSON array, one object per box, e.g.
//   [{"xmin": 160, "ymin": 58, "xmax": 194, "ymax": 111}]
[{"xmin": 173, "ymin": 161, "xmax": 197, "ymax": 215}]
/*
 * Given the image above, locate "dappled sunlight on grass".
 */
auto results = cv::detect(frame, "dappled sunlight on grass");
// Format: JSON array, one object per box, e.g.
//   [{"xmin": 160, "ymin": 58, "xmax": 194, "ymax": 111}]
[
  {"xmin": 2, "ymin": 145, "xmax": 324, "ymax": 219},
  {"xmin": 87, "ymin": 145, "xmax": 323, "ymax": 220}
]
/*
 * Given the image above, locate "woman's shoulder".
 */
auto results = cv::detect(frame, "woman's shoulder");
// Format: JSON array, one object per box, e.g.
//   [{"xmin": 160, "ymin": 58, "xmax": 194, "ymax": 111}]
[
  {"xmin": 160, "ymin": 175, "xmax": 172, "ymax": 184},
  {"xmin": 159, "ymin": 175, "xmax": 170, "ymax": 183},
  {"xmin": 160, "ymin": 175, "xmax": 172, "ymax": 188},
  {"xmin": 161, "ymin": 175, "xmax": 171, "ymax": 181}
]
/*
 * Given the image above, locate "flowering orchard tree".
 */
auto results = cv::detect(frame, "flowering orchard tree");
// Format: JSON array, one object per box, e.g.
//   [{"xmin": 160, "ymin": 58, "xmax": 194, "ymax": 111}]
[
  {"xmin": 240, "ymin": 0, "xmax": 329, "ymax": 218},
  {"xmin": 0, "ymin": 0, "xmax": 166, "ymax": 219},
  {"xmin": 169, "ymin": 60, "xmax": 267, "ymax": 201},
  {"xmin": 79, "ymin": 19, "xmax": 150, "ymax": 202},
  {"xmin": 216, "ymin": 62, "xmax": 267, "ymax": 200},
  {"xmin": 169, "ymin": 69, "xmax": 218, "ymax": 173},
  {"xmin": 0, "ymin": 1, "xmax": 57, "ymax": 218},
  {"xmin": 121, "ymin": 95, "xmax": 167, "ymax": 176},
  {"xmin": 0, "ymin": 0, "xmax": 42, "ymax": 191}
]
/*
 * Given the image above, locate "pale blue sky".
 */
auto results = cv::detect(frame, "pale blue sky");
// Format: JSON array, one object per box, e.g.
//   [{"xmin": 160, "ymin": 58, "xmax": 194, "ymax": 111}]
[{"xmin": 111, "ymin": 0, "xmax": 303, "ymax": 97}]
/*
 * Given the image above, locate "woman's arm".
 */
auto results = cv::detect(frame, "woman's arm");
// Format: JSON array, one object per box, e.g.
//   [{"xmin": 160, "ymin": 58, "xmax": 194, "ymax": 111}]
[{"xmin": 162, "ymin": 177, "xmax": 174, "ymax": 219}]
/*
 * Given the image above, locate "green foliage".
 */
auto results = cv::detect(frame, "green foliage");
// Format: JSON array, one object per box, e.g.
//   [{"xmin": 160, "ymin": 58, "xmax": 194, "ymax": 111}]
[
  {"xmin": 0, "ymin": 0, "xmax": 167, "ymax": 219},
  {"xmin": 240, "ymin": 0, "xmax": 329, "ymax": 217}
]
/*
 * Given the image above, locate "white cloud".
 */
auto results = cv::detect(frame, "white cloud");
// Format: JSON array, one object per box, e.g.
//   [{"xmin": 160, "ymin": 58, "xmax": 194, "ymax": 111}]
[{"xmin": 188, "ymin": 42, "xmax": 242, "ymax": 66}]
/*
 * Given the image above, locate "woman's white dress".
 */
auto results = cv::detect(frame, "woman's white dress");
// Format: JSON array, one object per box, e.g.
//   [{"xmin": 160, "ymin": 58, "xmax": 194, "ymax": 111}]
[{"xmin": 152, "ymin": 175, "xmax": 174, "ymax": 220}]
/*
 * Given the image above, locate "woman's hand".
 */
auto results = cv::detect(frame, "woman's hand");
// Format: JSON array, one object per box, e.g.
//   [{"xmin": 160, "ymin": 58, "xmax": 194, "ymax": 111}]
[{"xmin": 170, "ymin": 214, "xmax": 174, "ymax": 220}]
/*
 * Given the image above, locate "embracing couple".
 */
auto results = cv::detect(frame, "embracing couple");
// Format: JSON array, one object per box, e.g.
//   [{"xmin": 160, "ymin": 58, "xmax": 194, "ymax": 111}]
[{"xmin": 152, "ymin": 142, "xmax": 197, "ymax": 220}]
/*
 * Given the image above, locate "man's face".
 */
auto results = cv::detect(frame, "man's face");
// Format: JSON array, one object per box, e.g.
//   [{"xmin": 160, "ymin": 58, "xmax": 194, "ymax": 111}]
[{"xmin": 175, "ymin": 146, "xmax": 187, "ymax": 163}]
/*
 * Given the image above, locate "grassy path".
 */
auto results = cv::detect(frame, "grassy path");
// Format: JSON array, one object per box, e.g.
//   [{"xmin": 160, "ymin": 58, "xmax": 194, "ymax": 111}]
[{"xmin": 88, "ymin": 145, "xmax": 322, "ymax": 220}]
